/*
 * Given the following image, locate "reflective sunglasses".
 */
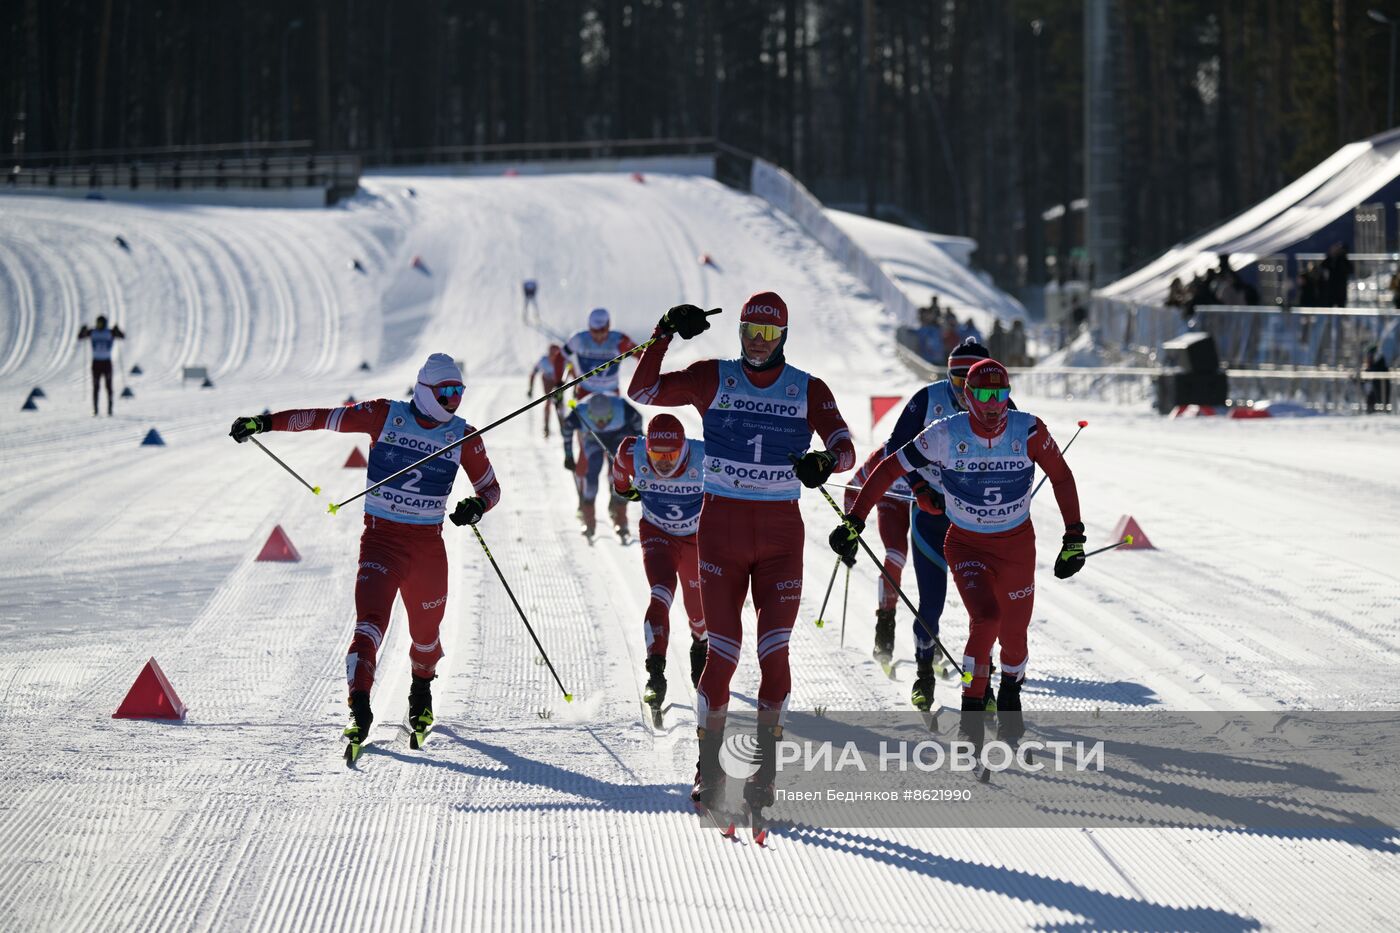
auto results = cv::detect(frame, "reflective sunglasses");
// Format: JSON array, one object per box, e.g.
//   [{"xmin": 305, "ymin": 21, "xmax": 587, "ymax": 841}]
[
  {"xmin": 950, "ymin": 375, "xmax": 966, "ymax": 390},
  {"xmin": 740, "ymin": 322, "xmax": 786, "ymax": 342},
  {"xmin": 649, "ymin": 447, "xmax": 682, "ymax": 466},
  {"xmin": 969, "ymin": 386, "xmax": 1010, "ymax": 403},
  {"xmin": 422, "ymin": 382, "xmax": 465, "ymax": 398}
]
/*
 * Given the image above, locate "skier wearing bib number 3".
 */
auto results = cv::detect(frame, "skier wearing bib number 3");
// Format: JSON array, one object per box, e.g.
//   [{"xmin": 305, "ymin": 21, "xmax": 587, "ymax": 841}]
[
  {"xmin": 832, "ymin": 358, "xmax": 1083, "ymax": 751},
  {"xmin": 228, "ymin": 353, "xmax": 501, "ymax": 756},
  {"xmin": 611, "ymin": 414, "xmax": 708, "ymax": 725},
  {"xmin": 629, "ymin": 292, "xmax": 855, "ymax": 823}
]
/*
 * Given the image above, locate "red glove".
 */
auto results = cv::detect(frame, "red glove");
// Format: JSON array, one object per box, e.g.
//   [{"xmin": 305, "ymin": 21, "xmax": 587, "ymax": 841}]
[{"xmin": 910, "ymin": 476, "xmax": 945, "ymax": 515}]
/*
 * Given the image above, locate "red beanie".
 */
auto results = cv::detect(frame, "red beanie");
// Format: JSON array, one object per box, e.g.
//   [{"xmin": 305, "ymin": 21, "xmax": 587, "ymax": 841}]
[
  {"xmin": 739, "ymin": 291, "xmax": 788, "ymax": 328},
  {"xmin": 646, "ymin": 413, "xmax": 685, "ymax": 453}
]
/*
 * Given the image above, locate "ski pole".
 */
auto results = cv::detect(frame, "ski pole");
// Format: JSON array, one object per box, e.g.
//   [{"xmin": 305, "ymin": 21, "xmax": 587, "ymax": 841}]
[
  {"xmin": 826, "ymin": 480, "xmax": 916, "ymax": 504},
  {"xmin": 329, "ymin": 330, "xmax": 682, "ymax": 514},
  {"xmin": 812, "ymin": 556, "xmax": 840, "ymax": 628},
  {"xmin": 249, "ymin": 436, "xmax": 322, "ymax": 496},
  {"xmin": 1084, "ymin": 534, "xmax": 1133, "ymax": 558},
  {"xmin": 840, "ymin": 560, "xmax": 851, "ymax": 646},
  {"xmin": 1031, "ymin": 419, "xmax": 1088, "ymax": 500},
  {"xmin": 470, "ymin": 525, "xmax": 573, "ymax": 702},
  {"xmin": 792, "ymin": 455, "xmax": 965, "ymax": 682}
]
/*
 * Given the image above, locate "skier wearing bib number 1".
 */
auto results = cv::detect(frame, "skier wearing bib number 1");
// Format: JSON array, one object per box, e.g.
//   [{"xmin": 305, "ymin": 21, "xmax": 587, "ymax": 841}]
[
  {"xmin": 611, "ymin": 413, "xmax": 708, "ymax": 726},
  {"xmin": 629, "ymin": 293, "xmax": 855, "ymax": 828},
  {"xmin": 831, "ymin": 358, "xmax": 1084, "ymax": 752},
  {"xmin": 228, "ymin": 353, "xmax": 501, "ymax": 758}
]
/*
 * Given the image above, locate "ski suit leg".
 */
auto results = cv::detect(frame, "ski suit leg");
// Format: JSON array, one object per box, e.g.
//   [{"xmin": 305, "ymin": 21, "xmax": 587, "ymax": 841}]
[
  {"xmin": 348, "ymin": 518, "xmax": 411, "ymax": 694},
  {"xmin": 909, "ymin": 509, "xmax": 951, "ymax": 661},
  {"xmin": 97, "ymin": 361, "xmax": 113, "ymax": 412},
  {"xmin": 640, "ymin": 519, "xmax": 681, "ymax": 657},
  {"xmin": 398, "ymin": 526, "xmax": 449, "ymax": 678},
  {"xmin": 675, "ymin": 531, "xmax": 706, "ymax": 641},
  {"xmin": 946, "ymin": 522, "xmax": 1034, "ymax": 699},
  {"xmin": 992, "ymin": 525, "xmax": 1037, "ymax": 683},
  {"xmin": 579, "ymin": 433, "xmax": 604, "ymax": 505},
  {"xmin": 750, "ymin": 501, "xmax": 804, "ymax": 716},
  {"xmin": 694, "ymin": 495, "xmax": 755, "ymax": 728},
  {"xmin": 874, "ymin": 499, "xmax": 911, "ymax": 612},
  {"xmin": 541, "ymin": 377, "xmax": 558, "ymax": 434}
]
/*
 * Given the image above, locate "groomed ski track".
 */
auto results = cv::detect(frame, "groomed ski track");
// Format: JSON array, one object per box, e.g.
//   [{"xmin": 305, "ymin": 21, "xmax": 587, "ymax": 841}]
[{"xmin": 1, "ymin": 173, "xmax": 1398, "ymax": 931}]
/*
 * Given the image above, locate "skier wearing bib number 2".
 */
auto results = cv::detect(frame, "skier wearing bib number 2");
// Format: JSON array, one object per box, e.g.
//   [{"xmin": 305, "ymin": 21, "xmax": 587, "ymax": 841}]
[
  {"xmin": 629, "ymin": 293, "xmax": 855, "ymax": 825},
  {"xmin": 228, "ymin": 353, "xmax": 501, "ymax": 757},
  {"xmin": 832, "ymin": 358, "xmax": 1083, "ymax": 752},
  {"xmin": 611, "ymin": 413, "xmax": 708, "ymax": 725}
]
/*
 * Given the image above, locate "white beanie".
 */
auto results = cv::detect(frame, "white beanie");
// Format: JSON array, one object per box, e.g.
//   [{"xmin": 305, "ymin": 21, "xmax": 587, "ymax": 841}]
[
  {"xmin": 588, "ymin": 307, "xmax": 610, "ymax": 330},
  {"xmin": 413, "ymin": 352, "xmax": 463, "ymax": 423}
]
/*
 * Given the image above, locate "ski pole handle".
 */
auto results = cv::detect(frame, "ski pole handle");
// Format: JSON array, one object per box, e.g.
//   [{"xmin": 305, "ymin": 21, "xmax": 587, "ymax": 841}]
[{"xmin": 249, "ymin": 437, "xmax": 321, "ymax": 496}]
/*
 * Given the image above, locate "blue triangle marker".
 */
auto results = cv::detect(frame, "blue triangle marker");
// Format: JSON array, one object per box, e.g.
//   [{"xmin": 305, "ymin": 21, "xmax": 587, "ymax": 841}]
[
  {"xmin": 141, "ymin": 428, "xmax": 165, "ymax": 446},
  {"xmin": 28, "ymin": 387, "xmax": 45, "ymax": 399},
  {"xmin": 121, "ymin": 386, "xmax": 135, "ymax": 398},
  {"xmin": 130, "ymin": 364, "xmax": 143, "ymax": 376},
  {"xmin": 21, "ymin": 396, "xmax": 38, "ymax": 411},
  {"xmin": 200, "ymin": 376, "xmax": 214, "ymax": 388}
]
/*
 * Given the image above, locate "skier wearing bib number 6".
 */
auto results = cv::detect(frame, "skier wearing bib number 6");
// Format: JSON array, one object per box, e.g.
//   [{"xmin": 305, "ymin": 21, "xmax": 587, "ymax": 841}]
[
  {"xmin": 228, "ymin": 353, "xmax": 501, "ymax": 758},
  {"xmin": 629, "ymin": 293, "xmax": 855, "ymax": 830},
  {"xmin": 611, "ymin": 413, "xmax": 708, "ymax": 726},
  {"xmin": 831, "ymin": 358, "xmax": 1083, "ymax": 751}
]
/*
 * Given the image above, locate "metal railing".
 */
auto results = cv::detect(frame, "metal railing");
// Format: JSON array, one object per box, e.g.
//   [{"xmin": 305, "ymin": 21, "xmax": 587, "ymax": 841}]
[
  {"xmin": 5, "ymin": 153, "xmax": 361, "ymax": 195},
  {"xmin": 364, "ymin": 136, "xmax": 718, "ymax": 167}
]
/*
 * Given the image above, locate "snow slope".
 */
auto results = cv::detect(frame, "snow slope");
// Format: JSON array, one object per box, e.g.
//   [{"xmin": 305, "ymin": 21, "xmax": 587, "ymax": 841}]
[{"xmin": 1, "ymin": 173, "xmax": 1398, "ymax": 931}]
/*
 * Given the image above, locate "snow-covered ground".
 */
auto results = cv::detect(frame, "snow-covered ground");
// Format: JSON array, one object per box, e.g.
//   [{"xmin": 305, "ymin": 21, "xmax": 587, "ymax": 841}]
[{"xmin": 2, "ymin": 174, "xmax": 1398, "ymax": 931}]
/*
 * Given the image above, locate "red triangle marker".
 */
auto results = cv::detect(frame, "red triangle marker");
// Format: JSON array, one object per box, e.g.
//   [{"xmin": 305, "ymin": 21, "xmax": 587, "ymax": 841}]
[
  {"xmin": 256, "ymin": 525, "xmax": 301, "ymax": 562},
  {"xmin": 870, "ymin": 395, "xmax": 904, "ymax": 427},
  {"xmin": 113, "ymin": 657, "xmax": 187, "ymax": 719},
  {"xmin": 344, "ymin": 447, "xmax": 368, "ymax": 468},
  {"xmin": 1111, "ymin": 515, "xmax": 1155, "ymax": 550}
]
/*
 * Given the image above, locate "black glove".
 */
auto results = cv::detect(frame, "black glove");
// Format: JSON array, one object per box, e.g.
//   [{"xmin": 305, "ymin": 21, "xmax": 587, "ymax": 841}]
[
  {"xmin": 564, "ymin": 452, "xmax": 576, "ymax": 471},
  {"xmin": 793, "ymin": 450, "xmax": 837, "ymax": 488},
  {"xmin": 909, "ymin": 475, "xmax": 945, "ymax": 515},
  {"xmin": 658, "ymin": 304, "xmax": 716, "ymax": 340},
  {"xmin": 449, "ymin": 496, "xmax": 487, "ymax": 526},
  {"xmin": 827, "ymin": 514, "xmax": 865, "ymax": 563},
  {"xmin": 619, "ymin": 486, "xmax": 642, "ymax": 502},
  {"xmin": 229, "ymin": 414, "xmax": 270, "ymax": 443},
  {"xmin": 1054, "ymin": 524, "xmax": 1087, "ymax": 579}
]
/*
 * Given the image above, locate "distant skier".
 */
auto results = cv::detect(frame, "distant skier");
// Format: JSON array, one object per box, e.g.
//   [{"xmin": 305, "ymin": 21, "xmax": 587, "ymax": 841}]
[
  {"xmin": 561, "ymin": 392, "xmax": 643, "ymax": 540},
  {"xmin": 832, "ymin": 358, "xmax": 1082, "ymax": 751},
  {"xmin": 611, "ymin": 413, "xmax": 708, "ymax": 723},
  {"xmin": 527, "ymin": 343, "xmax": 567, "ymax": 438},
  {"xmin": 562, "ymin": 308, "xmax": 637, "ymax": 400},
  {"xmin": 856, "ymin": 337, "xmax": 997, "ymax": 710},
  {"xmin": 522, "ymin": 279, "xmax": 539, "ymax": 323},
  {"xmin": 77, "ymin": 315, "xmax": 124, "ymax": 416},
  {"xmin": 629, "ymin": 292, "xmax": 855, "ymax": 826},
  {"xmin": 228, "ymin": 353, "xmax": 501, "ymax": 758}
]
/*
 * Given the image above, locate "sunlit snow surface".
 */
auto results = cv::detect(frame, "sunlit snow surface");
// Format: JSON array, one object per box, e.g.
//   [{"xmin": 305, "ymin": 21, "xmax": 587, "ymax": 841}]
[{"xmin": 1, "ymin": 175, "xmax": 1398, "ymax": 931}]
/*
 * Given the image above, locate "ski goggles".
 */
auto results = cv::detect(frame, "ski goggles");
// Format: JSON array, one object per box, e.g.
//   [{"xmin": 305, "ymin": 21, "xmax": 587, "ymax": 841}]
[
  {"xmin": 969, "ymin": 386, "xmax": 1011, "ymax": 403},
  {"xmin": 422, "ymin": 381, "xmax": 465, "ymax": 398},
  {"xmin": 648, "ymin": 447, "xmax": 682, "ymax": 469},
  {"xmin": 739, "ymin": 322, "xmax": 786, "ymax": 342},
  {"xmin": 949, "ymin": 374, "xmax": 967, "ymax": 390}
]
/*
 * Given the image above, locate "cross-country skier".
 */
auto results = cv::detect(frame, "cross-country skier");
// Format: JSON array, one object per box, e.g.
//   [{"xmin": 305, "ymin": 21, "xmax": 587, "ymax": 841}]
[
  {"xmin": 228, "ymin": 353, "xmax": 501, "ymax": 757},
  {"xmin": 561, "ymin": 392, "xmax": 643, "ymax": 540},
  {"xmin": 527, "ymin": 343, "xmax": 567, "ymax": 438},
  {"xmin": 611, "ymin": 413, "xmax": 708, "ymax": 724},
  {"xmin": 77, "ymin": 315, "xmax": 124, "ymax": 416},
  {"xmin": 830, "ymin": 358, "xmax": 1083, "ymax": 750},
  {"xmin": 522, "ymin": 279, "xmax": 539, "ymax": 323},
  {"xmin": 628, "ymin": 292, "xmax": 855, "ymax": 826},
  {"xmin": 853, "ymin": 337, "xmax": 997, "ymax": 710},
  {"xmin": 562, "ymin": 308, "xmax": 637, "ymax": 400}
]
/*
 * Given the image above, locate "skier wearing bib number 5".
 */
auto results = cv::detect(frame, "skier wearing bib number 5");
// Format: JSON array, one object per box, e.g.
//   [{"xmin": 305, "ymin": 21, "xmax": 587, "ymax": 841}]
[
  {"xmin": 628, "ymin": 293, "xmax": 856, "ymax": 818},
  {"xmin": 831, "ymin": 359, "xmax": 1083, "ymax": 750},
  {"xmin": 228, "ymin": 353, "xmax": 501, "ymax": 752},
  {"xmin": 611, "ymin": 414, "xmax": 708, "ymax": 723}
]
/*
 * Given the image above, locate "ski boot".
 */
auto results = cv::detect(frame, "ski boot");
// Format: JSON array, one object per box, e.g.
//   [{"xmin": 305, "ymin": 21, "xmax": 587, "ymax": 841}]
[
  {"xmin": 343, "ymin": 690, "xmax": 374, "ymax": 763},
  {"xmin": 872, "ymin": 608, "xmax": 896, "ymax": 673},
  {"xmin": 609, "ymin": 500, "xmax": 630, "ymax": 543},
  {"xmin": 408, "ymin": 674, "xmax": 435, "ymax": 749},
  {"xmin": 958, "ymin": 694, "xmax": 992, "ymax": 783},
  {"xmin": 995, "ymin": 673, "xmax": 1026, "ymax": 750},
  {"xmin": 642, "ymin": 655, "xmax": 666, "ymax": 727},
  {"xmin": 910, "ymin": 656, "xmax": 936, "ymax": 712},
  {"xmin": 692, "ymin": 724, "xmax": 733, "ymax": 835},
  {"xmin": 579, "ymin": 502, "xmax": 597, "ymax": 541},
  {"xmin": 689, "ymin": 636, "xmax": 708, "ymax": 688},
  {"xmin": 743, "ymin": 723, "xmax": 782, "ymax": 844}
]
